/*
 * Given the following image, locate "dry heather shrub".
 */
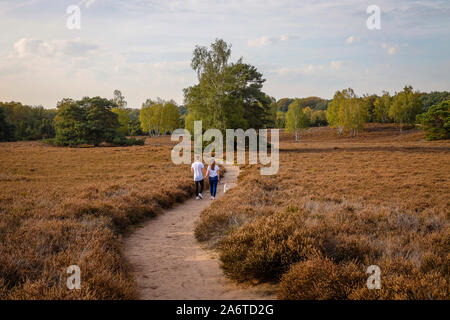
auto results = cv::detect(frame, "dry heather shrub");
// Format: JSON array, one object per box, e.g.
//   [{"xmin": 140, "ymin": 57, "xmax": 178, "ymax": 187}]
[
  {"xmin": 197, "ymin": 125, "xmax": 449, "ymax": 299},
  {"xmin": 219, "ymin": 210, "xmax": 320, "ymax": 282},
  {"xmin": 278, "ymin": 256, "xmax": 366, "ymax": 300},
  {"xmin": 348, "ymin": 259, "xmax": 449, "ymax": 300},
  {"xmin": 195, "ymin": 171, "xmax": 279, "ymax": 244},
  {"xmin": 0, "ymin": 140, "xmax": 194, "ymax": 299}
]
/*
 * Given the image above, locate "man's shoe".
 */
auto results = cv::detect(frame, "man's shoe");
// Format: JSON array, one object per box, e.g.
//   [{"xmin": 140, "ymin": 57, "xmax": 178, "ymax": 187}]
[
  {"xmin": 196, "ymin": 196, "xmax": 200, "ymax": 200},
  {"xmin": 199, "ymin": 193, "xmax": 203, "ymax": 199}
]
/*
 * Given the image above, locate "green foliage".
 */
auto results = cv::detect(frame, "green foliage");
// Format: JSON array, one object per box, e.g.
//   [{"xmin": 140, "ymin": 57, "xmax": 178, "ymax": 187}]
[
  {"xmin": 140, "ymin": 99, "xmax": 180, "ymax": 135},
  {"xmin": 0, "ymin": 108, "xmax": 15, "ymax": 141},
  {"xmin": 417, "ymin": 100, "xmax": 450, "ymax": 141},
  {"xmin": 112, "ymin": 89, "xmax": 127, "ymax": 108},
  {"xmin": 326, "ymin": 88, "xmax": 367, "ymax": 137},
  {"xmin": 275, "ymin": 111, "xmax": 286, "ymax": 128},
  {"xmin": 310, "ymin": 109, "xmax": 327, "ymax": 126},
  {"xmin": 374, "ymin": 91, "xmax": 391, "ymax": 123},
  {"xmin": 54, "ymin": 97, "xmax": 122, "ymax": 146},
  {"xmin": 285, "ymin": 99, "xmax": 310, "ymax": 142},
  {"xmin": 389, "ymin": 86, "xmax": 423, "ymax": 130},
  {"xmin": 0, "ymin": 102, "xmax": 57, "ymax": 141},
  {"xmin": 184, "ymin": 39, "xmax": 270, "ymax": 133},
  {"xmin": 421, "ymin": 91, "xmax": 450, "ymax": 112},
  {"xmin": 361, "ymin": 94, "xmax": 378, "ymax": 122},
  {"xmin": 112, "ymin": 107, "xmax": 131, "ymax": 136},
  {"xmin": 277, "ymin": 98, "xmax": 294, "ymax": 112},
  {"xmin": 162, "ymin": 101, "xmax": 181, "ymax": 133}
]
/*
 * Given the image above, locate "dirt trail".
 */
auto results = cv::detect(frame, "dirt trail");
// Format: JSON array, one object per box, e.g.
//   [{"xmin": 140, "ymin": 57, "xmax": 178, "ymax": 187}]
[{"xmin": 123, "ymin": 164, "xmax": 276, "ymax": 300}]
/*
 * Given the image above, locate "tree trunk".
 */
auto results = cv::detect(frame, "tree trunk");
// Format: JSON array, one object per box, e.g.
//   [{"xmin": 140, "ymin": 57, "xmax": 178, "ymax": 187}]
[{"xmin": 295, "ymin": 130, "xmax": 299, "ymax": 142}]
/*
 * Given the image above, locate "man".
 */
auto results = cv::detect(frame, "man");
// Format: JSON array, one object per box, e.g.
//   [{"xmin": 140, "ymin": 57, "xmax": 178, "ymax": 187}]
[{"xmin": 191, "ymin": 156, "xmax": 205, "ymax": 200}]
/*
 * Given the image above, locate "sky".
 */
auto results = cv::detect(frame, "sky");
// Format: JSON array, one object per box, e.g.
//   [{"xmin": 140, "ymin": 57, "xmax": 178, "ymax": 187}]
[{"xmin": 0, "ymin": 0, "xmax": 449, "ymax": 109}]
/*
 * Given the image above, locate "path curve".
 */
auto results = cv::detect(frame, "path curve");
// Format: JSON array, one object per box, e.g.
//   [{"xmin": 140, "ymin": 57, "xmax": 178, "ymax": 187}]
[{"xmin": 123, "ymin": 164, "xmax": 276, "ymax": 300}]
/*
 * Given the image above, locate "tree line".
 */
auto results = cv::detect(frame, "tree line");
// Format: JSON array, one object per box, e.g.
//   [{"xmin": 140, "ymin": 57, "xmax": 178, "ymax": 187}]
[{"xmin": 282, "ymin": 86, "xmax": 449, "ymax": 141}]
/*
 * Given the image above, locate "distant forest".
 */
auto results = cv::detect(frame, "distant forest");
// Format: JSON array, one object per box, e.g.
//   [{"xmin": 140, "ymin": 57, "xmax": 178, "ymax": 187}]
[{"xmin": 1, "ymin": 90, "xmax": 449, "ymax": 143}]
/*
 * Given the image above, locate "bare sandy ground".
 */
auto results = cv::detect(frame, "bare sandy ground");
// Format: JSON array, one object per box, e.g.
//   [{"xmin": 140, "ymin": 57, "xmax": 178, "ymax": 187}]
[{"xmin": 123, "ymin": 164, "xmax": 276, "ymax": 300}]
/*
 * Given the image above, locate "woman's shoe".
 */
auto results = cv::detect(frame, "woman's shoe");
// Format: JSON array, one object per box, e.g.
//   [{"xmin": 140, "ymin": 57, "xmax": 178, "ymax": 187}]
[{"xmin": 211, "ymin": 196, "xmax": 215, "ymax": 200}]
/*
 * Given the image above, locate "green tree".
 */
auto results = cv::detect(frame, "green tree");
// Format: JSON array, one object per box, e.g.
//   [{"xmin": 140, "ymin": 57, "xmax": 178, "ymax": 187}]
[
  {"xmin": 374, "ymin": 91, "xmax": 391, "ymax": 123},
  {"xmin": 417, "ymin": 100, "xmax": 450, "ymax": 141},
  {"xmin": 285, "ymin": 99, "xmax": 309, "ymax": 142},
  {"xmin": 112, "ymin": 89, "xmax": 127, "ymax": 108},
  {"xmin": 277, "ymin": 98, "xmax": 294, "ymax": 112},
  {"xmin": 275, "ymin": 111, "xmax": 286, "ymax": 128},
  {"xmin": 161, "ymin": 101, "xmax": 181, "ymax": 134},
  {"xmin": 327, "ymin": 90, "xmax": 345, "ymax": 134},
  {"xmin": 310, "ymin": 110, "xmax": 327, "ymax": 126},
  {"xmin": 54, "ymin": 97, "xmax": 121, "ymax": 146},
  {"xmin": 0, "ymin": 107, "xmax": 14, "ymax": 141},
  {"xmin": 184, "ymin": 39, "xmax": 269, "ymax": 133},
  {"xmin": 140, "ymin": 99, "xmax": 156, "ymax": 134},
  {"xmin": 150, "ymin": 103, "xmax": 164, "ymax": 135},
  {"xmin": 421, "ymin": 91, "xmax": 450, "ymax": 112},
  {"xmin": 111, "ymin": 90, "xmax": 130, "ymax": 135},
  {"xmin": 361, "ymin": 94, "xmax": 378, "ymax": 122},
  {"xmin": 327, "ymin": 88, "xmax": 367, "ymax": 137},
  {"xmin": 389, "ymin": 85, "xmax": 423, "ymax": 132}
]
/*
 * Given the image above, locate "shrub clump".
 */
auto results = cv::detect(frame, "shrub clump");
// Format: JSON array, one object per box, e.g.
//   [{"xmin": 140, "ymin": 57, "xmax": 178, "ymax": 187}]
[
  {"xmin": 278, "ymin": 256, "xmax": 365, "ymax": 300},
  {"xmin": 219, "ymin": 210, "xmax": 320, "ymax": 282}
]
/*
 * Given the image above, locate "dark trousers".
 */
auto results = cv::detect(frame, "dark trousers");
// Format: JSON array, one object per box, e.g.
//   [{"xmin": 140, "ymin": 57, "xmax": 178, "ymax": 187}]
[
  {"xmin": 195, "ymin": 179, "xmax": 204, "ymax": 196},
  {"xmin": 209, "ymin": 176, "xmax": 219, "ymax": 197}
]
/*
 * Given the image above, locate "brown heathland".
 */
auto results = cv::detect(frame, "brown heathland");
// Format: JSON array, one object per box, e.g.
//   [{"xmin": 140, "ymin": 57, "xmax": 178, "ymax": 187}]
[
  {"xmin": 1, "ymin": 125, "xmax": 449, "ymax": 299},
  {"xmin": 0, "ymin": 138, "xmax": 193, "ymax": 299},
  {"xmin": 195, "ymin": 124, "xmax": 450, "ymax": 300}
]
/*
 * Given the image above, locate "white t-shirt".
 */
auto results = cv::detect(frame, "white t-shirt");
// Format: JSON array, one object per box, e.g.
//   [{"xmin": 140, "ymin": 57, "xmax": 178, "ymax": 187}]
[
  {"xmin": 191, "ymin": 161, "xmax": 204, "ymax": 181},
  {"xmin": 208, "ymin": 165, "xmax": 219, "ymax": 178}
]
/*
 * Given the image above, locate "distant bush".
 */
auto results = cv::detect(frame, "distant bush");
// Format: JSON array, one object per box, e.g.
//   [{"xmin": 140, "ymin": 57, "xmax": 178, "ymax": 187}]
[
  {"xmin": 53, "ymin": 97, "xmax": 145, "ymax": 147},
  {"xmin": 44, "ymin": 136, "xmax": 145, "ymax": 147},
  {"xmin": 112, "ymin": 136, "xmax": 146, "ymax": 146},
  {"xmin": 417, "ymin": 100, "xmax": 450, "ymax": 141}
]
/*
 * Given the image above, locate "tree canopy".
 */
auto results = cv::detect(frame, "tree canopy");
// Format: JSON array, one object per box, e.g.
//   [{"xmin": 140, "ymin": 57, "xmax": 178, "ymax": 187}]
[
  {"xmin": 285, "ymin": 99, "xmax": 310, "ymax": 142},
  {"xmin": 184, "ymin": 39, "xmax": 271, "ymax": 133},
  {"xmin": 54, "ymin": 97, "xmax": 125, "ymax": 146},
  {"xmin": 327, "ymin": 88, "xmax": 367, "ymax": 137},
  {"xmin": 417, "ymin": 100, "xmax": 450, "ymax": 141},
  {"xmin": 389, "ymin": 85, "xmax": 422, "ymax": 131}
]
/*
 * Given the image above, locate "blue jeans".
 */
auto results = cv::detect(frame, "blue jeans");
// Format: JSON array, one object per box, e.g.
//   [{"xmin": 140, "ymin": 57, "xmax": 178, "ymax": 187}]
[{"xmin": 209, "ymin": 176, "xmax": 218, "ymax": 197}]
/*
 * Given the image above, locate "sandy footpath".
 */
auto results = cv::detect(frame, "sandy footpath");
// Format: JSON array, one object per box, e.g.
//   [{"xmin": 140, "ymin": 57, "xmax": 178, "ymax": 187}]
[{"xmin": 123, "ymin": 164, "xmax": 276, "ymax": 300}]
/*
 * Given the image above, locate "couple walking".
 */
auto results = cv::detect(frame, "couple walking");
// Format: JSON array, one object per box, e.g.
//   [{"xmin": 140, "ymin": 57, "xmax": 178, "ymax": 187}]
[{"xmin": 191, "ymin": 156, "xmax": 220, "ymax": 200}]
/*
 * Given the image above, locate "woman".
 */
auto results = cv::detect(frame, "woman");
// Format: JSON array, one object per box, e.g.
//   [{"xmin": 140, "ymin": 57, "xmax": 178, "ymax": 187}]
[{"xmin": 206, "ymin": 159, "xmax": 220, "ymax": 200}]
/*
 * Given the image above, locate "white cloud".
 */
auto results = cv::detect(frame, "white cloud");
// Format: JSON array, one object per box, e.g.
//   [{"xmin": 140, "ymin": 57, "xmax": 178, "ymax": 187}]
[
  {"xmin": 331, "ymin": 61, "xmax": 343, "ymax": 70},
  {"xmin": 13, "ymin": 38, "xmax": 98, "ymax": 58},
  {"xmin": 346, "ymin": 36, "xmax": 359, "ymax": 45},
  {"xmin": 248, "ymin": 34, "xmax": 290, "ymax": 47},
  {"xmin": 248, "ymin": 36, "xmax": 271, "ymax": 47},
  {"xmin": 280, "ymin": 34, "xmax": 289, "ymax": 41},
  {"xmin": 381, "ymin": 43, "xmax": 398, "ymax": 55},
  {"xmin": 387, "ymin": 47, "xmax": 397, "ymax": 55}
]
